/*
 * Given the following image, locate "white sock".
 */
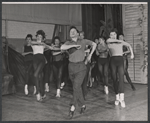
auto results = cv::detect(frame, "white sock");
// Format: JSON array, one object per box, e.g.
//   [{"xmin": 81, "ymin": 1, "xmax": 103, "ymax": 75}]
[
  {"xmin": 116, "ymin": 94, "xmax": 120, "ymax": 100},
  {"xmin": 36, "ymin": 93, "xmax": 41, "ymax": 101},
  {"xmin": 104, "ymin": 86, "xmax": 109, "ymax": 94},
  {"xmin": 119, "ymin": 93, "xmax": 126, "ymax": 108},
  {"xmin": 115, "ymin": 94, "xmax": 120, "ymax": 105},
  {"xmin": 82, "ymin": 105, "xmax": 86, "ymax": 108},
  {"xmin": 33, "ymin": 86, "xmax": 36, "ymax": 94},
  {"xmin": 61, "ymin": 82, "xmax": 65, "ymax": 86},
  {"xmin": 120, "ymin": 93, "xmax": 124, "ymax": 101},
  {"xmin": 25, "ymin": 84, "xmax": 28, "ymax": 95},
  {"xmin": 57, "ymin": 89, "xmax": 60, "ymax": 94},
  {"xmin": 71, "ymin": 105, "xmax": 75, "ymax": 111},
  {"xmin": 56, "ymin": 89, "xmax": 61, "ymax": 97},
  {"xmin": 45, "ymin": 83, "xmax": 49, "ymax": 92}
]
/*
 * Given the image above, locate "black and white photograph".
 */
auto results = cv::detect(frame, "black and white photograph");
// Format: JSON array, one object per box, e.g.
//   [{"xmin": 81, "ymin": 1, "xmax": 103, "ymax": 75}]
[{"xmin": 2, "ymin": 2, "xmax": 148, "ymax": 121}]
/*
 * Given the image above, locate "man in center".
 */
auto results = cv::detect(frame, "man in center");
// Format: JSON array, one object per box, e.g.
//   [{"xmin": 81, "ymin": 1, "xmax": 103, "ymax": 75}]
[{"xmin": 61, "ymin": 26, "xmax": 96, "ymax": 119}]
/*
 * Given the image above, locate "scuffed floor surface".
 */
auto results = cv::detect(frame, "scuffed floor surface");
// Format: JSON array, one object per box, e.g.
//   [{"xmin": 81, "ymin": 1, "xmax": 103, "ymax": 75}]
[{"xmin": 2, "ymin": 82, "xmax": 148, "ymax": 121}]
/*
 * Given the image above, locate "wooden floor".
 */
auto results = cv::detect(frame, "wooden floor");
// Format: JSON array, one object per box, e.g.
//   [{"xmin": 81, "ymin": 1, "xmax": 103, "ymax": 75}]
[{"xmin": 2, "ymin": 81, "xmax": 148, "ymax": 121}]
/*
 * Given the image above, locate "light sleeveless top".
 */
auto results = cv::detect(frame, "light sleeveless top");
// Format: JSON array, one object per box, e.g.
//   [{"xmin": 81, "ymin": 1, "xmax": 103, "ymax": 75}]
[
  {"xmin": 107, "ymin": 43, "xmax": 123, "ymax": 56},
  {"xmin": 31, "ymin": 45, "xmax": 44, "ymax": 55}
]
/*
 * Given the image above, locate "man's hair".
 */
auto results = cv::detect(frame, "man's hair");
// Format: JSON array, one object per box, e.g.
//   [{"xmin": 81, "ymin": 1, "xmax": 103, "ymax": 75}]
[
  {"xmin": 109, "ymin": 28, "xmax": 118, "ymax": 35},
  {"xmin": 36, "ymin": 30, "xmax": 46, "ymax": 39},
  {"xmin": 25, "ymin": 34, "xmax": 33, "ymax": 40},
  {"xmin": 69, "ymin": 26, "xmax": 79, "ymax": 33}
]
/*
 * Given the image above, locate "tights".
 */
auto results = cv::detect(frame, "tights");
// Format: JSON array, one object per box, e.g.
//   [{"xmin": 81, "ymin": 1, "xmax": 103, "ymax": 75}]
[
  {"xmin": 97, "ymin": 57, "xmax": 109, "ymax": 86},
  {"xmin": 123, "ymin": 55, "xmax": 135, "ymax": 90},
  {"xmin": 25, "ymin": 61, "xmax": 33, "ymax": 85},
  {"xmin": 33, "ymin": 54, "xmax": 45, "ymax": 96},
  {"xmin": 110, "ymin": 56, "xmax": 124, "ymax": 94},
  {"xmin": 62, "ymin": 57, "xmax": 69, "ymax": 85},
  {"xmin": 53, "ymin": 61, "xmax": 64, "ymax": 89}
]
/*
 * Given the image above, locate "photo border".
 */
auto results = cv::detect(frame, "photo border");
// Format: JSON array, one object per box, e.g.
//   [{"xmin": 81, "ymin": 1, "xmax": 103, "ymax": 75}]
[{"xmin": 0, "ymin": 0, "xmax": 149, "ymax": 122}]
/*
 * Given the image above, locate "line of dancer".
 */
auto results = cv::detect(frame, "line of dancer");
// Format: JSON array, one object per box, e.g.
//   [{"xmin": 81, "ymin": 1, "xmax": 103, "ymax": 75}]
[{"xmin": 22, "ymin": 26, "xmax": 135, "ymax": 119}]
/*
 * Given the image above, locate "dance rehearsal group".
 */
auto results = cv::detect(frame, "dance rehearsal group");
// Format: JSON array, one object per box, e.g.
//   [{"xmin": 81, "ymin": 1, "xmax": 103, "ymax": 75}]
[{"xmin": 22, "ymin": 26, "xmax": 135, "ymax": 119}]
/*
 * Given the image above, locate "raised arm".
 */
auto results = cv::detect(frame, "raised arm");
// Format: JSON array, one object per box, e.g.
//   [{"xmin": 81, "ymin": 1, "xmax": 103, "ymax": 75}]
[
  {"xmin": 44, "ymin": 43, "xmax": 53, "ymax": 50},
  {"xmin": 106, "ymin": 38, "xmax": 124, "ymax": 43},
  {"xmin": 122, "ymin": 42, "xmax": 134, "ymax": 59},
  {"xmin": 22, "ymin": 46, "xmax": 33, "ymax": 55},
  {"xmin": 96, "ymin": 49, "xmax": 100, "ymax": 56},
  {"xmin": 22, "ymin": 52, "xmax": 33, "ymax": 56},
  {"xmin": 89, "ymin": 42, "xmax": 97, "ymax": 56},
  {"xmin": 30, "ymin": 41, "xmax": 42, "ymax": 45},
  {"xmin": 85, "ymin": 40, "xmax": 97, "ymax": 62},
  {"xmin": 61, "ymin": 44, "xmax": 81, "ymax": 50},
  {"xmin": 52, "ymin": 45, "xmax": 61, "ymax": 51}
]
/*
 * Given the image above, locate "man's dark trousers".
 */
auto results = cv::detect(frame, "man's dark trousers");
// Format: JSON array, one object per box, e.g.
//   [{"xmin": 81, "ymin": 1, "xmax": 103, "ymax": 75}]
[{"xmin": 68, "ymin": 61, "xmax": 87, "ymax": 107}]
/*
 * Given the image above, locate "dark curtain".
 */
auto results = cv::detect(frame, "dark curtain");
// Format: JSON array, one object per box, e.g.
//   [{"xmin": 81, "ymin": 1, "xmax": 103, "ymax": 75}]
[
  {"xmin": 82, "ymin": 4, "xmax": 104, "ymax": 40},
  {"xmin": 112, "ymin": 4, "xmax": 123, "ymax": 36},
  {"xmin": 52, "ymin": 24, "xmax": 68, "ymax": 43},
  {"xmin": 8, "ymin": 46, "xmax": 26, "ymax": 90},
  {"xmin": 103, "ymin": 4, "xmax": 123, "ymax": 39},
  {"xmin": 82, "ymin": 4, "xmax": 122, "ymax": 40}
]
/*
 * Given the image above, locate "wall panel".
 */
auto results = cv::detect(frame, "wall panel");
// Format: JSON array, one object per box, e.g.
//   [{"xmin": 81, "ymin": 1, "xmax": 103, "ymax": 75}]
[{"xmin": 122, "ymin": 4, "xmax": 148, "ymax": 84}]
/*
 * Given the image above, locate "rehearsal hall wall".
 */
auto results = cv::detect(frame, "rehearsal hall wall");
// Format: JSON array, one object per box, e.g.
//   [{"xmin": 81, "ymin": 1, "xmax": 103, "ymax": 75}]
[
  {"xmin": 2, "ymin": 4, "xmax": 82, "ymax": 26},
  {"xmin": 2, "ymin": 20, "xmax": 55, "ymax": 53},
  {"xmin": 122, "ymin": 4, "xmax": 147, "ymax": 84},
  {"xmin": 2, "ymin": 4, "xmax": 82, "ymax": 53}
]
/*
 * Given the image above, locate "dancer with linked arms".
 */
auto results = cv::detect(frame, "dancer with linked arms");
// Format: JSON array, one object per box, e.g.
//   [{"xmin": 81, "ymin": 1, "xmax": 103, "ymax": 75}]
[{"xmin": 106, "ymin": 28, "xmax": 134, "ymax": 108}]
